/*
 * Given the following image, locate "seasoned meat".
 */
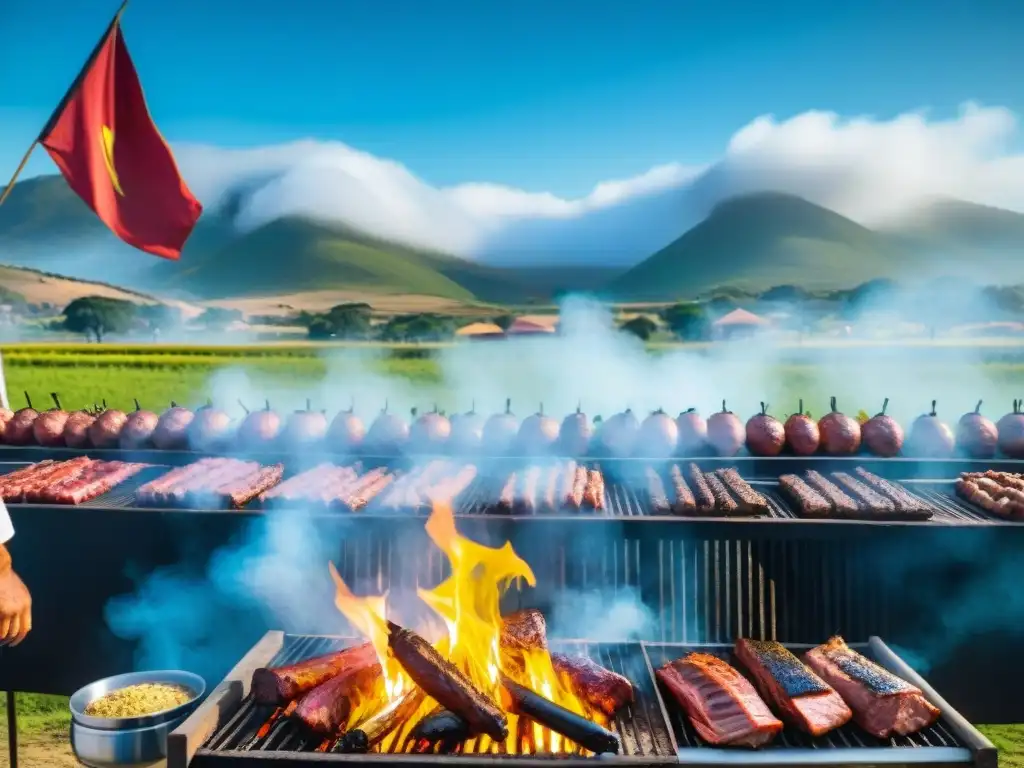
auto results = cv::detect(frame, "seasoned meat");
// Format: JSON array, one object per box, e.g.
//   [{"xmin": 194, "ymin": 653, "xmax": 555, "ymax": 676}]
[
  {"xmin": 669, "ymin": 464, "xmax": 697, "ymax": 514},
  {"xmin": 734, "ymin": 639, "xmax": 851, "ymax": 736},
  {"xmin": 251, "ymin": 643, "xmax": 376, "ymax": 704},
  {"xmin": 499, "ymin": 609, "xmax": 548, "ymax": 653},
  {"xmin": 686, "ymin": 463, "xmax": 716, "ymax": 514},
  {"xmin": 551, "ymin": 652, "xmax": 634, "ymax": 717},
  {"xmin": 703, "ymin": 472, "xmax": 739, "ymax": 514},
  {"xmin": 716, "ymin": 468, "xmax": 769, "ymax": 514},
  {"xmin": 804, "ymin": 470, "xmax": 860, "ymax": 517},
  {"xmin": 779, "ymin": 475, "xmax": 831, "ymax": 518},
  {"xmin": 831, "ymin": 472, "xmax": 896, "ymax": 515}
]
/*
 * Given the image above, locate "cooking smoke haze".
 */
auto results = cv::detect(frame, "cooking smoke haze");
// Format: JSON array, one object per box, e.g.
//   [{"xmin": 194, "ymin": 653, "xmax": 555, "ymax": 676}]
[{"xmin": 106, "ymin": 294, "xmax": 1019, "ymax": 683}]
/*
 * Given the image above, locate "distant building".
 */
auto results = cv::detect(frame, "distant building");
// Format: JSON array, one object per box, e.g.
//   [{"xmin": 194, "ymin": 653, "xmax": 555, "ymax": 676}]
[
  {"xmin": 712, "ymin": 308, "xmax": 771, "ymax": 340},
  {"xmin": 507, "ymin": 315, "xmax": 559, "ymax": 335},
  {"xmin": 455, "ymin": 322, "xmax": 506, "ymax": 340}
]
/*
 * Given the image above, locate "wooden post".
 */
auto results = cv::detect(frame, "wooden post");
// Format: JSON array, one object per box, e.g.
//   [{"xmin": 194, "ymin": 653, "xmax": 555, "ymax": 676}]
[{"xmin": 6, "ymin": 690, "xmax": 17, "ymax": 768}]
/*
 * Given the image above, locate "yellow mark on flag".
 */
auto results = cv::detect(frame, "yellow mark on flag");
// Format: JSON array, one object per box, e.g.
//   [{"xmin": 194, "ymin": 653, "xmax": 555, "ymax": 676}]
[{"xmin": 101, "ymin": 125, "xmax": 124, "ymax": 196}]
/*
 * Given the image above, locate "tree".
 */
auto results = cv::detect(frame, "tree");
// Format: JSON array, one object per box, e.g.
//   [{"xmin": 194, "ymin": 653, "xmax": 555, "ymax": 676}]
[
  {"xmin": 63, "ymin": 296, "xmax": 137, "ymax": 341},
  {"xmin": 661, "ymin": 302, "xmax": 709, "ymax": 341},
  {"xmin": 198, "ymin": 307, "xmax": 243, "ymax": 330},
  {"xmin": 619, "ymin": 315, "xmax": 658, "ymax": 341},
  {"xmin": 378, "ymin": 313, "xmax": 454, "ymax": 342},
  {"xmin": 325, "ymin": 303, "xmax": 372, "ymax": 339}
]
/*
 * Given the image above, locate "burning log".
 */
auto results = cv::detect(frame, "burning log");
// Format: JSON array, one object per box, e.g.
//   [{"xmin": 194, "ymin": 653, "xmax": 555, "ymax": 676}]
[
  {"xmin": 500, "ymin": 675, "xmax": 621, "ymax": 755},
  {"xmin": 411, "ymin": 708, "xmax": 469, "ymax": 753},
  {"xmin": 251, "ymin": 642, "xmax": 376, "ymax": 704},
  {"xmin": 336, "ymin": 687, "xmax": 425, "ymax": 753},
  {"xmin": 386, "ymin": 620, "xmax": 508, "ymax": 741},
  {"xmin": 292, "ymin": 652, "xmax": 383, "ymax": 735}
]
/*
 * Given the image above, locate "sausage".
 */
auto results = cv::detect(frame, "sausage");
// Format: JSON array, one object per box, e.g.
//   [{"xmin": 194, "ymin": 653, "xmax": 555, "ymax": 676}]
[
  {"xmin": 387, "ymin": 621, "xmax": 507, "ymax": 741},
  {"xmin": 669, "ymin": 465, "xmax": 696, "ymax": 514},
  {"xmin": 251, "ymin": 642, "xmax": 376, "ymax": 704},
  {"xmin": 686, "ymin": 463, "xmax": 715, "ymax": 514},
  {"xmin": 583, "ymin": 469, "xmax": 604, "ymax": 510},
  {"xmin": 567, "ymin": 466, "xmax": 587, "ymax": 509},
  {"xmin": 646, "ymin": 467, "xmax": 670, "ymax": 514},
  {"xmin": 715, "ymin": 468, "xmax": 769, "ymax": 514}
]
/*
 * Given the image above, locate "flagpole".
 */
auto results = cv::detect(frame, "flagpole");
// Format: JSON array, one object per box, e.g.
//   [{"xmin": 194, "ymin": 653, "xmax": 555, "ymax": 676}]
[
  {"xmin": 0, "ymin": 0, "xmax": 129, "ymax": 210},
  {"xmin": 0, "ymin": 144, "xmax": 38, "ymax": 209}
]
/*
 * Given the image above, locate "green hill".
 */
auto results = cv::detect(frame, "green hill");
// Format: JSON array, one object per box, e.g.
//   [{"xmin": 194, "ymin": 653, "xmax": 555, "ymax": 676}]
[
  {"xmin": 882, "ymin": 198, "xmax": 1024, "ymax": 251},
  {"xmin": 610, "ymin": 192, "xmax": 910, "ymax": 300}
]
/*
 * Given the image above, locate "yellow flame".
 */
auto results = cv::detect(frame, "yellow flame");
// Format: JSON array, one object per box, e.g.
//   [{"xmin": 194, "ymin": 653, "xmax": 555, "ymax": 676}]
[{"xmin": 328, "ymin": 501, "xmax": 603, "ymax": 753}]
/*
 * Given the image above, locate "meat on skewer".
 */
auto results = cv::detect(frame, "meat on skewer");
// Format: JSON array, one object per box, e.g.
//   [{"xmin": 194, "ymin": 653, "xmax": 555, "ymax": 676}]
[
  {"xmin": 583, "ymin": 469, "xmax": 604, "ymax": 510},
  {"xmin": 703, "ymin": 472, "xmax": 739, "ymax": 514},
  {"xmin": 831, "ymin": 472, "xmax": 896, "ymax": 516},
  {"xmin": 853, "ymin": 468, "xmax": 931, "ymax": 517},
  {"xmin": 498, "ymin": 472, "xmax": 517, "ymax": 512},
  {"xmin": 804, "ymin": 470, "xmax": 860, "ymax": 517},
  {"xmin": 778, "ymin": 475, "xmax": 831, "ymax": 518},
  {"xmin": 668, "ymin": 464, "xmax": 696, "ymax": 514},
  {"xmin": 292, "ymin": 653, "xmax": 383, "ymax": 735},
  {"xmin": 686, "ymin": 463, "xmax": 716, "ymax": 514},
  {"xmin": 715, "ymin": 468, "xmax": 769, "ymax": 515},
  {"xmin": 516, "ymin": 466, "xmax": 542, "ymax": 514},
  {"xmin": 567, "ymin": 466, "xmax": 587, "ymax": 509},
  {"xmin": 541, "ymin": 464, "xmax": 561, "ymax": 513},
  {"xmin": 646, "ymin": 467, "xmax": 670, "ymax": 514}
]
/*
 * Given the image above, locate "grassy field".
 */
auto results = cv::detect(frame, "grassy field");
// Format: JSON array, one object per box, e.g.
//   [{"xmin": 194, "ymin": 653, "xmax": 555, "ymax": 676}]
[{"xmin": 0, "ymin": 340, "xmax": 1021, "ymax": 765}]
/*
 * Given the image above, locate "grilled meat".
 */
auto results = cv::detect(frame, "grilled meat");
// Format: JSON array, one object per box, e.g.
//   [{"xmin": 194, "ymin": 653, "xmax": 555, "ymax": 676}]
[
  {"xmin": 686, "ymin": 463, "xmax": 716, "ymax": 514},
  {"xmin": 715, "ymin": 468, "xmax": 769, "ymax": 514},
  {"xmin": 540, "ymin": 464, "xmax": 561, "ymax": 513},
  {"xmin": 831, "ymin": 472, "xmax": 896, "ymax": 515},
  {"xmin": 551, "ymin": 652, "xmax": 634, "ymax": 717},
  {"xmin": 853, "ymin": 468, "xmax": 932, "ymax": 519},
  {"xmin": 646, "ymin": 467, "xmax": 671, "ymax": 514},
  {"xmin": 778, "ymin": 475, "xmax": 832, "ymax": 518},
  {"xmin": 803, "ymin": 637, "xmax": 939, "ymax": 738},
  {"xmin": 387, "ymin": 621, "xmax": 508, "ymax": 741},
  {"xmin": 567, "ymin": 465, "xmax": 587, "ymax": 509},
  {"xmin": 669, "ymin": 464, "xmax": 697, "ymax": 514},
  {"xmin": 804, "ymin": 470, "xmax": 860, "ymax": 517},
  {"xmin": 583, "ymin": 468, "xmax": 605, "ymax": 510},
  {"xmin": 251, "ymin": 642, "xmax": 377, "ymax": 704},
  {"xmin": 657, "ymin": 653, "xmax": 782, "ymax": 747},
  {"xmin": 293, "ymin": 655, "xmax": 383, "ymax": 735},
  {"xmin": 956, "ymin": 474, "xmax": 1024, "ymax": 519},
  {"xmin": 498, "ymin": 472, "xmax": 517, "ymax": 513},
  {"xmin": 338, "ymin": 688, "xmax": 425, "ymax": 753},
  {"xmin": 516, "ymin": 466, "xmax": 543, "ymax": 514},
  {"xmin": 734, "ymin": 639, "xmax": 852, "ymax": 736},
  {"xmin": 499, "ymin": 608, "xmax": 548, "ymax": 653},
  {"xmin": 703, "ymin": 472, "xmax": 739, "ymax": 514}
]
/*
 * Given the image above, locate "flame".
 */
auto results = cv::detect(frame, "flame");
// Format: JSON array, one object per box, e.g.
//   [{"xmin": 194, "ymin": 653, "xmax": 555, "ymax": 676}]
[{"xmin": 328, "ymin": 501, "xmax": 604, "ymax": 754}]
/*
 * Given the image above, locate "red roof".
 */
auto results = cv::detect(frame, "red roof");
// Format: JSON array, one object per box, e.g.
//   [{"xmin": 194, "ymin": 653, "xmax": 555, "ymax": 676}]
[
  {"xmin": 713, "ymin": 308, "xmax": 770, "ymax": 327},
  {"xmin": 508, "ymin": 318, "xmax": 556, "ymax": 334}
]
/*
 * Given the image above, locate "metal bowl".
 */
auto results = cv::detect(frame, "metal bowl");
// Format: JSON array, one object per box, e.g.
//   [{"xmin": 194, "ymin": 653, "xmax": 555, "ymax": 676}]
[
  {"xmin": 69, "ymin": 669, "xmax": 205, "ymax": 731},
  {"xmin": 71, "ymin": 712, "xmax": 188, "ymax": 768}
]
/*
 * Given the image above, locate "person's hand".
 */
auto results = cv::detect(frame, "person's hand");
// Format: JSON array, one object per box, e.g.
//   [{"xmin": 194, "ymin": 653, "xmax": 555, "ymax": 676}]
[{"xmin": 0, "ymin": 546, "xmax": 31, "ymax": 646}]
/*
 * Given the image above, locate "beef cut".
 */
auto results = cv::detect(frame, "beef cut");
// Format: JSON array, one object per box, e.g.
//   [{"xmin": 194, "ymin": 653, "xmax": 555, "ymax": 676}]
[
  {"xmin": 657, "ymin": 653, "xmax": 782, "ymax": 747},
  {"xmin": 734, "ymin": 639, "xmax": 852, "ymax": 736},
  {"xmin": 803, "ymin": 637, "xmax": 940, "ymax": 738}
]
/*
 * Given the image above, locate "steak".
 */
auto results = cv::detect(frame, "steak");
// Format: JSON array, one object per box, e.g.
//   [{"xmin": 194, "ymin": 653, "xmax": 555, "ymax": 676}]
[
  {"xmin": 657, "ymin": 653, "xmax": 782, "ymax": 747},
  {"xmin": 734, "ymin": 639, "xmax": 852, "ymax": 736},
  {"xmin": 803, "ymin": 637, "xmax": 940, "ymax": 738}
]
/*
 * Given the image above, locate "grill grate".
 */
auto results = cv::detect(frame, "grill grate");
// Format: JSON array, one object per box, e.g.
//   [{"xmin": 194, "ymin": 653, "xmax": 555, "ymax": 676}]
[
  {"xmin": 644, "ymin": 643, "xmax": 970, "ymax": 755},
  {"xmin": 193, "ymin": 635, "xmax": 677, "ymax": 765}
]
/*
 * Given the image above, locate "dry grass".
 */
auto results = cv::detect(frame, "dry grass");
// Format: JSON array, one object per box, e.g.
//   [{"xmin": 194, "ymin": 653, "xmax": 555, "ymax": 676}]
[{"xmin": 206, "ymin": 290, "xmax": 497, "ymax": 317}]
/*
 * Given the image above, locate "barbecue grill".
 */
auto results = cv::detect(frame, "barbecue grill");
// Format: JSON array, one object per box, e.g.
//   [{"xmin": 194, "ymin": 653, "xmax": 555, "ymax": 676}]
[{"xmin": 167, "ymin": 632, "xmax": 996, "ymax": 768}]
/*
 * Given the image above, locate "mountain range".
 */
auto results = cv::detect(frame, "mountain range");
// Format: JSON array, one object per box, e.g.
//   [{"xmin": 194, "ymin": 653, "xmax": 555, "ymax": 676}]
[{"xmin": 1, "ymin": 175, "xmax": 1023, "ymax": 306}]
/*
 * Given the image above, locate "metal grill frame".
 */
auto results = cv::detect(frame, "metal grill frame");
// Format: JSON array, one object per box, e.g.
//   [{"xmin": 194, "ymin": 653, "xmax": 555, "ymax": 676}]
[{"xmin": 168, "ymin": 634, "xmax": 995, "ymax": 768}]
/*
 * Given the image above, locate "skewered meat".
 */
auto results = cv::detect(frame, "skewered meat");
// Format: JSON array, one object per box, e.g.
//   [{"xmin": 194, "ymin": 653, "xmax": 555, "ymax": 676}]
[
  {"xmin": 32, "ymin": 393, "xmax": 69, "ymax": 447},
  {"xmin": 818, "ymin": 397, "xmax": 861, "ymax": 455},
  {"xmin": 559, "ymin": 403, "xmax": 593, "ymax": 456},
  {"xmin": 703, "ymin": 472, "xmax": 739, "ymax": 514},
  {"xmin": 501, "ymin": 675, "xmax": 621, "ymax": 754},
  {"xmin": 37, "ymin": 460, "xmax": 147, "ymax": 505},
  {"xmin": 905, "ymin": 401, "xmax": 954, "ymax": 458},
  {"xmin": 784, "ymin": 400, "xmax": 820, "ymax": 456},
  {"xmin": 88, "ymin": 407, "xmax": 128, "ymax": 449},
  {"xmin": 120, "ymin": 399, "xmax": 159, "ymax": 449},
  {"xmin": 706, "ymin": 401, "xmax": 744, "ymax": 457},
  {"xmin": 387, "ymin": 621, "xmax": 508, "ymax": 741},
  {"xmin": 956, "ymin": 473, "xmax": 1024, "ymax": 519},
  {"xmin": 955, "ymin": 401, "xmax": 998, "ymax": 459},
  {"xmin": 282, "ymin": 399, "xmax": 329, "ymax": 448},
  {"xmin": 669, "ymin": 464, "xmax": 697, "ymax": 514},
  {"xmin": 152, "ymin": 403, "xmax": 194, "ymax": 450},
  {"xmin": 566, "ymin": 465, "xmax": 587, "ymax": 509},
  {"xmin": 676, "ymin": 408, "xmax": 707, "ymax": 455},
  {"xmin": 734, "ymin": 639, "xmax": 852, "ymax": 737},
  {"xmin": 595, "ymin": 408, "xmax": 639, "ymax": 458},
  {"xmin": 583, "ymin": 468, "xmax": 605, "ymax": 510},
  {"xmin": 831, "ymin": 472, "xmax": 896, "ymax": 515},
  {"xmin": 517, "ymin": 403, "xmax": 559, "ymax": 455},
  {"xmin": 745, "ymin": 403, "xmax": 785, "ymax": 457},
  {"xmin": 251, "ymin": 642, "xmax": 376, "ymax": 704},
  {"xmin": 656, "ymin": 653, "xmax": 782, "ymax": 747},
  {"xmin": 686, "ymin": 463, "xmax": 716, "ymax": 514},
  {"xmin": 638, "ymin": 408, "xmax": 679, "ymax": 458},
  {"xmin": 852, "ymin": 468, "xmax": 932, "ymax": 519},
  {"xmin": 4, "ymin": 392, "xmax": 39, "ymax": 445},
  {"xmin": 803, "ymin": 636, "xmax": 939, "ymax": 738},
  {"xmin": 716, "ymin": 468, "xmax": 768, "ymax": 514},
  {"xmin": 498, "ymin": 472, "xmax": 517, "ymax": 513},
  {"xmin": 515, "ymin": 466, "xmax": 543, "ymax": 514},
  {"xmin": 804, "ymin": 470, "xmax": 860, "ymax": 517},
  {"xmin": 293, "ymin": 652, "xmax": 383, "ymax": 735},
  {"xmin": 238, "ymin": 400, "xmax": 283, "ymax": 449},
  {"xmin": 482, "ymin": 398, "xmax": 518, "ymax": 455},
  {"xmin": 449, "ymin": 402, "xmax": 484, "ymax": 453},
  {"xmin": 551, "ymin": 653, "xmax": 634, "ymax": 717},
  {"xmin": 63, "ymin": 409, "xmax": 96, "ymax": 448},
  {"xmin": 861, "ymin": 398, "xmax": 904, "ymax": 457},
  {"xmin": 997, "ymin": 400, "xmax": 1024, "ymax": 458},
  {"xmin": 778, "ymin": 475, "xmax": 831, "ymax": 518},
  {"xmin": 539, "ymin": 464, "xmax": 561, "ymax": 513},
  {"xmin": 410, "ymin": 405, "xmax": 451, "ymax": 452}
]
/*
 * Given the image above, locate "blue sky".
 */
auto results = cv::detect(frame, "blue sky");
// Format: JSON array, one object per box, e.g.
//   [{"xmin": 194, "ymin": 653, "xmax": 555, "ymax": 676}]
[{"xmin": 1, "ymin": 0, "xmax": 1023, "ymax": 197}]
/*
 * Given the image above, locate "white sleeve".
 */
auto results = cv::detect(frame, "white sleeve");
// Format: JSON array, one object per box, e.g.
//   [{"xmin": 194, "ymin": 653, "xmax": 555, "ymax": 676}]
[{"xmin": 0, "ymin": 499, "xmax": 12, "ymax": 545}]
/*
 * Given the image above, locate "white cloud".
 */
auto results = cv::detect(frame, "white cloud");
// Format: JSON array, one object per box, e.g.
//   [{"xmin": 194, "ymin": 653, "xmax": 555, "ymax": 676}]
[{"xmin": 167, "ymin": 102, "xmax": 1024, "ymax": 263}]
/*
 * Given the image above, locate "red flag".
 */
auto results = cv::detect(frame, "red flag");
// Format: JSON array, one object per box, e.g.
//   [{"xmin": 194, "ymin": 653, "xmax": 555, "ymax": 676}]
[{"xmin": 39, "ymin": 12, "xmax": 201, "ymax": 259}]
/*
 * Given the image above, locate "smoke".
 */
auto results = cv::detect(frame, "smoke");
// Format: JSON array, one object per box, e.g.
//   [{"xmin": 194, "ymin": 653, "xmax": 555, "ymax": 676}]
[{"xmin": 104, "ymin": 295, "xmax": 1024, "ymax": 683}]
